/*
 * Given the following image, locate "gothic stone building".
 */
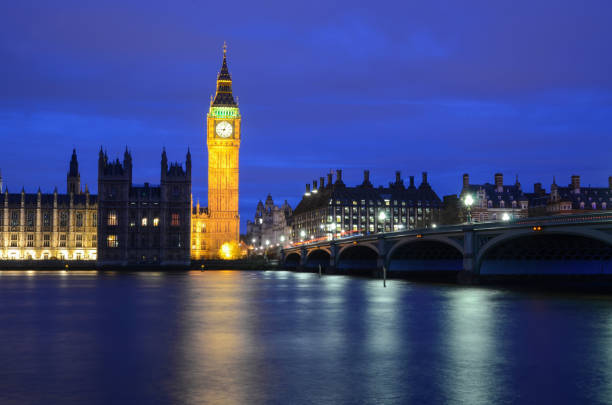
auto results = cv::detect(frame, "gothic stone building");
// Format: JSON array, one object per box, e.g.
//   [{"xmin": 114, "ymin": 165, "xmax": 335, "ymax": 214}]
[
  {"xmin": 97, "ymin": 148, "xmax": 191, "ymax": 267},
  {"xmin": 0, "ymin": 150, "xmax": 98, "ymax": 260},
  {"xmin": 532, "ymin": 175, "xmax": 612, "ymax": 215},
  {"xmin": 292, "ymin": 170, "xmax": 442, "ymax": 242},
  {"xmin": 246, "ymin": 194, "xmax": 293, "ymax": 250},
  {"xmin": 192, "ymin": 45, "xmax": 242, "ymax": 259}
]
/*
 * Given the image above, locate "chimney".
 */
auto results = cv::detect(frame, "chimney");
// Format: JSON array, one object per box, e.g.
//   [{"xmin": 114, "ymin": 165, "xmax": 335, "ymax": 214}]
[
  {"xmin": 320, "ymin": 176, "xmax": 325, "ymax": 189},
  {"xmin": 364, "ymin": 170, "xmax": 370, "ymax": 184},
  {"xmin": 462, "ymin": 173, "xmax": 469, "ymax": 189},
  {"xmin": 313, "ymin": 180, "xmax": 318, "ymax": 191},
  {"xmin": 422, "ymin": 171, "xmax": 428, "ymax": 184},
  {"xmin": 571, "ymin": 175, "xmax": 580, "ymax": 193},
  {"xmin": 336, "ymin": 169, "xmax": 343, "ymax": 184},
  {"xmin": 327, "ymin": 173, "xmax": 333, "ymax": 188},
  {"xmin": 395, "ymin": 171, "xmax": 401, "ymax": 184},
  {"xmin": 409, "ymin": 176, "xmax": 415, "ymax": 188},
  {"xmin": 495, "ymin": 173, "xmax": 503, "ymax": 192},
  {"xmin": 609, "ymin": 176, "xmax": 612, "ymax": 190},
  {"xmin": 534, "ymin": 183, "xmax": 543, "ymax": 195},
  {"xmin": 305, "ymin": 184, "xmax": 311, "ymax": 195}
]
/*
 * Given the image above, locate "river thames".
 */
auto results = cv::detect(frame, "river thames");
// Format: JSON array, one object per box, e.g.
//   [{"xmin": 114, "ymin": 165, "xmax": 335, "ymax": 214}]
[{"xmin": 1, "ymin": 270, "xmax": 611, "ymax": 405}]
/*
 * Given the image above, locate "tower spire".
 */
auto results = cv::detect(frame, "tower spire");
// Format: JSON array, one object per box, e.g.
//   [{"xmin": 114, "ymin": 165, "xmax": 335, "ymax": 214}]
[{"xmin": 212, "ymin": 43, "xmax": 236, "ymax": 106}]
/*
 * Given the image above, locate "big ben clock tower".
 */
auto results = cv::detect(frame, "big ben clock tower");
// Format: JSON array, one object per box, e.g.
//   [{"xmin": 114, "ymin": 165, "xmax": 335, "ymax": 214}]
[{"xmin": 204, "ymin": 43, "xmax": 241, "ymax": 256}]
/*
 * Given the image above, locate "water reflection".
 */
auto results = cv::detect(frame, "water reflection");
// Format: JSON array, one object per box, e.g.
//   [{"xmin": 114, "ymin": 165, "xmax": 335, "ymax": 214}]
[{"xmin": 1, "ymin": 271, "xmax": 612, "ymax": 404}]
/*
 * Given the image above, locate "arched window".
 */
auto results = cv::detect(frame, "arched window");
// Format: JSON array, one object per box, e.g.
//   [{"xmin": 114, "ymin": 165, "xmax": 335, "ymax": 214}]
[
  {"xmin": 500, "ymin": 201, "xmax": 505, "ymax": 208},
  {"xmin": 580, "ymin": 202, "xmax": 585, "ymax": 209},
  {"xmin": 488, "ymin": 200, "xmax": 493, "ymax": 208},
  {"xmin": 592, "ymin": 202, "xmax": 597, "ymax": 209}
]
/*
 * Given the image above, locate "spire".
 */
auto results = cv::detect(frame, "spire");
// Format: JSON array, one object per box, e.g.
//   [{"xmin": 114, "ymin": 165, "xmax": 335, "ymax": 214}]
[
  {"xmin": 68, "ymin": 148, "xmax": 79, "ymax": 177},
  {"xmin": 212, "ymin": 42, "xmax": 237, "ymax": 106}
]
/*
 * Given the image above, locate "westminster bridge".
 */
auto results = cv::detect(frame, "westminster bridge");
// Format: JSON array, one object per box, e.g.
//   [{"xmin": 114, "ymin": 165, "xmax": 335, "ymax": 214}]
[{"xmin": 280, "ymin": 213, "xmax": 612, "ymax": 279}]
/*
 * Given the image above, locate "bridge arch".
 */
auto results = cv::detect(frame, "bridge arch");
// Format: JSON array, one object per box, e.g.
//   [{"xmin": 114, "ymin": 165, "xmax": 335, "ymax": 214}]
[
  {"xmin": 305, "ymin": 249, "xmax": 331, "ymax": 271},
  {"xmin": 284, "ymin": 252, "xmax": 301, "ymax": 269},
  {"xmin": 477, "ymin": 228, "xmax": 612, "ymax": 275},
  {"xmin": 386, "ymin": 237, "xmax": 464, "ymax": 275},
  {"xmin": 336, "ymin": 244, "xmax": 379, "ymax": 274}
]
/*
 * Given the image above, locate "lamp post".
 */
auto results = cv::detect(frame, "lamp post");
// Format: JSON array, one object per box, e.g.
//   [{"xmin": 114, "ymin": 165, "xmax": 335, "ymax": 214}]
[
  {"xmin": 300, "ymin": 230, "xmax": 306, "ymax": 242},
  {"xmin": 464, "ymin": 194, "xmax": 474, "ymax": 224},
  {"xmin": 378, "ymin": 211, "xmax": 387, "ymax": 233},
  {"xmin": 502, "ymin": 212, "xmax": 510, "ymax": 222}
]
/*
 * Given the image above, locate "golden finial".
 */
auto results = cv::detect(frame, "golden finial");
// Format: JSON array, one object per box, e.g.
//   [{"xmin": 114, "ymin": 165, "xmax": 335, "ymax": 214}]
[{"xmin": 223, "ymin": 41, "xmax": 227, "ymax": 56}]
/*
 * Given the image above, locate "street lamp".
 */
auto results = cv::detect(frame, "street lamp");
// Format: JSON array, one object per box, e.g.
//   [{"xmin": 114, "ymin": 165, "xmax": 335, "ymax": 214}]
[
  {"xmin": 300, "ymin": 230, "xmax": 306, "ymax": 241},
  {"xmin": 502, "ymin": 212, "xmax": 510, "ymax": 221},
  {"xmin": 464, "ymin": 194, "xmax": 474, "ymax": 224},
  {"xmin": 378, "ymin": 211, "xmax": 387, "ymax": 233}
]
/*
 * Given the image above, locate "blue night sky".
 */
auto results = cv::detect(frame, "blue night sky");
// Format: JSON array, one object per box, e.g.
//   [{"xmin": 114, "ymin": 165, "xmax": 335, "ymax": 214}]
[{"xmin": 1, "ymin": 1, "xmax": 611, "ymax": 230}]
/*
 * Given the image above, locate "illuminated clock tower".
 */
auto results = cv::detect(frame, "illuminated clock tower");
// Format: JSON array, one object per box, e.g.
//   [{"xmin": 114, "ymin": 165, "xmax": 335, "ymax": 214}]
[{"xmin": 205, "ymin": 43, "xmax": 241, "ymax": 256}]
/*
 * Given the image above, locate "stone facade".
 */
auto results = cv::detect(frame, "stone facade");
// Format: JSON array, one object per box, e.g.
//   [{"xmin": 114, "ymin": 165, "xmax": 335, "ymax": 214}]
[
  {"xmin": 246, "ymin": 194, "xmax": 292, "ymax": 249},
  {"xmin": 97, "ymin": 148, "xmax": 191, "ymax": 267},
  {"xmin": 291, "ymin": 170, "xmax": 442, "ymax": 242},
  {"xmin": 191, "ymin": 45, "xmax": 241, "ymax": 259},
  {"xmin": 460, "ymin": 173, "xmax": 529, "ymax": 222},
  {"xmin": 0, "ymin": 150, "xmax": 98, "ymax": 260}
]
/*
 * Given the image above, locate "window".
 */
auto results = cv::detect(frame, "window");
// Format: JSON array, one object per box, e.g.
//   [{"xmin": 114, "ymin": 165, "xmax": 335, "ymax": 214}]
[
  {"xmin": 10, "ymin": 212, "xmax": 19, "ymax": 227},
  {"xmin": 27, "ymin": 234, "xmax": 34, "ymax": 247},
  {"xmin": 76, "ymin": 234, "xmax": 83, "ymax": 247},
  {"xmin": 153, "ymin": 217, "xmax": 159, "ymax": 227},
  {"xmin": 141, "ymin": 217, "xmax": 148, "ymax": 227},
  {"xmin": 171, "ymin": 213, "xmax": 180, "ymax": 226},
  {"xmin": 60, "ymin": 212, "xmax": 68, "ymax": 227},
  {"xmin": 91, "ymin": 235, "xmax": 97, "ymax": 247},
  {"xmin": 27, "ymin": 212, "xmax": 35, "ymax": 227},
  {"xmin": 76, "ymin": 213, "xmax": 83, "ymax": 227},
  {"xmin": 59, "ymin": 234, "xmax": 67, "ymax": 247},
  {"xmin": 108, "ymin": 210, "xmax": 118, "ymax": 226},
  {"xmin": 107, "ymin": 235, "xmax": 118, "ymax": 248},
  {"xmin": 10, "ymin": 234, "xmax": 18, "ymax": 247},
  {"xmin": 43, "ymin": 212, "xmax": 51, "ymax": 227},
  {"xmin": 92, "ymin": 213, "xmax": 97, "ymax": 224},
  {"xmin": 43, "ymin": 234, "xmax": 50, "ymax": 247}
]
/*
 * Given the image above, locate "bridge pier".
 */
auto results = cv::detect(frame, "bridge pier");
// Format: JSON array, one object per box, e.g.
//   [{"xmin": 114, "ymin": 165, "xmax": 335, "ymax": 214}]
[
  {"xmin": 375, "ymin": 236, "xmax": 387, "ymax": 278},
  {"xmin": 459, "ymin": 227, "xmax": 479, "ymax": 284},
  {"xmin": 299, "ymin": 246, "xmax": 307, "ymax": 271},
  {"xmin": 329, "ymin": 242, "xmax": 338, "ymax": 274}
]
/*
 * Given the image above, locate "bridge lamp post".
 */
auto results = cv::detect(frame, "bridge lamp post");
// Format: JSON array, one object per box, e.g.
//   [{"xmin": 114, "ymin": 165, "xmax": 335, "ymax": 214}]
[
  {"xmin": 300, "ymin": 229, "xmax": 306, "ymax": 242},
  {"xmin": 502, "ymin": 212, "xmax": 510, "ymax": 222},
  {"xmin": 464, "ymin": 194, "xmax": 474, "ymax": 224},
  {"xmin": 378, "ymin": 211, "xmax": 387, "ymax": 233}
]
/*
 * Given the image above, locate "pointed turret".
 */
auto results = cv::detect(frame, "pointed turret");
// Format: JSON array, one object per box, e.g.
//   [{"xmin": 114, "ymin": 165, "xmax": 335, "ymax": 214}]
[
  {"xmin": 212, "ymin": 42, "xmax": 237, "ymax": 106},
  {"xmin": 67, "ymin": 149, "xmax": 81, "ymax": 194}
]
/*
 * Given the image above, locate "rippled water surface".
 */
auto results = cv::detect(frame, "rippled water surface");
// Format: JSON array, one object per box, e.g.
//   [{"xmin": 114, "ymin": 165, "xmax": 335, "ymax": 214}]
[{"xmin": 1, "ymin": 270, "xmax": 612, "ymax": 405}]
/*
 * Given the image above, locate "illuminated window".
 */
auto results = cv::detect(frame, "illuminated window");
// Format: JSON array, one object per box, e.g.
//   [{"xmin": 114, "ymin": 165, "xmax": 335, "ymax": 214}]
[
  {"xmin": 43, "ymin": 234, "xmax": 50, "ymax": 247},
  {"xmin": 108, "ymin": 210, "xmax": 118, "ymax": 226},
  {"xmin": 27, "ymin": 234, "xmax": 34, "ymax": 247},
  {"xmin": 76, "ymin": 234, "xmax": 83, "ymax": 247},
  {"xmin": 59, "ymin": 234, "xmax": 67, "ymax": 247},
  {"xmin": 107, "ymin": 235, "xmax": 118, "ymax": 248},
  {"xmin": 76, "ymin": 213, "xmax": 83, "ymax": 227},
  {"xmin": 153, "ymin": 217, "xmax": 159, "ymax": 227},
  {"xmin": 141, "ymin": 217, "xmax": 148, "ymax": 227},
  {"xmin": 92, "ymin": 213, "xmax": 97, "ymax": 224},
  {"xmin": 10, "ymin": 234, "xmax": 18, "ymax": 247},
  {"xmin": 91, "ymin": 235, "xmax": 97, "ymax": 247},
  {"xmin": 171, "ymin": 213, "xmax": 180, "ymax": 226}
]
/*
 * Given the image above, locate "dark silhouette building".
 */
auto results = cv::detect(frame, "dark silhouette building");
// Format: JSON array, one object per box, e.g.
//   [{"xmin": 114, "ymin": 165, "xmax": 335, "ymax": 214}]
[{"xmin": 97, "ymin": 148, "xmax": 191, "ymax": 267}]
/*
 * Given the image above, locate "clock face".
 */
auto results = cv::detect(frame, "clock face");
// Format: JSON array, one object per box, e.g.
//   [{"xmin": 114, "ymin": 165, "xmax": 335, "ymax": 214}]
[{"xmin": 215, "ymin": 121, "xmax": 233, "ymax": 138}]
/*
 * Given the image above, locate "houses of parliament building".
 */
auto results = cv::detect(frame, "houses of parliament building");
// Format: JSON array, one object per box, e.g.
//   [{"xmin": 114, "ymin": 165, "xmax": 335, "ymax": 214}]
[{"xmin": 0, "ymin": 45, "xmax": 242, "ymax": 263}]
